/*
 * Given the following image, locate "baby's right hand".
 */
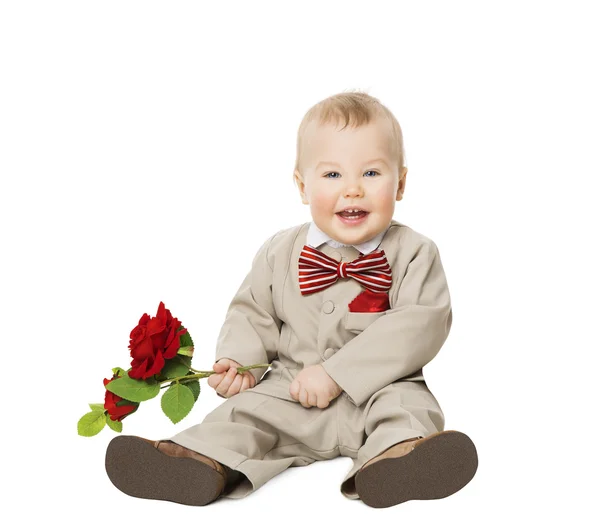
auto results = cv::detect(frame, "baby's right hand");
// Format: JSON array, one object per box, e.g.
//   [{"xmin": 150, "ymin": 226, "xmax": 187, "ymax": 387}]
[{"xmin": 208, "ymin": 358, "xmax": 256, "ymax": 398}]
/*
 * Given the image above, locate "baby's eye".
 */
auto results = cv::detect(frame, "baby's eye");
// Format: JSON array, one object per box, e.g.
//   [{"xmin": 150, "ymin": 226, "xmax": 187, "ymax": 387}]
[{"xmin": 324, "ymin": 171, "xmax": 379, "ymax": 179}]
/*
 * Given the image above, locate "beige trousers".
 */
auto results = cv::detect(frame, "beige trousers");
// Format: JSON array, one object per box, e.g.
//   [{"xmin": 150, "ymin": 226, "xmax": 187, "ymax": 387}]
[{"xmin": 168, "ymin": 370, "xmax": 444, "ymax": 500}]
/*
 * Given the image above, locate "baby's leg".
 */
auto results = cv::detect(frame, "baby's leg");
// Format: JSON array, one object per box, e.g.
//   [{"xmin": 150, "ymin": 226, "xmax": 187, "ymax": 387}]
[
  {"xmin": 338, "ymin": 380, "xmax": 477, "ymax": 507},
  {"xmin": 168, "ymin": 387, "xmax": 341, "ymax": 499},
  {"xmin": 106, "ymin": 386, "xmax": 341, "ymax": 504},
  {"xmin": 338, "ymin": 380, "xmax": 446, "ymax": 500}
]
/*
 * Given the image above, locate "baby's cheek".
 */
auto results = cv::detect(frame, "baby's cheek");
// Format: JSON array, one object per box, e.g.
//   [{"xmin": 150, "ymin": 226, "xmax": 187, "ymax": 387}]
[
  {"xmin": 310, "ymin": 191, "xmax": 334, "ymax": 210},
  {"xmin": 373, "ymin": 182, "xmax": 397, "ymax": 209},
  {"xmin": 309, "ymin": 196, "xmax": 337, "ymax": 221}
]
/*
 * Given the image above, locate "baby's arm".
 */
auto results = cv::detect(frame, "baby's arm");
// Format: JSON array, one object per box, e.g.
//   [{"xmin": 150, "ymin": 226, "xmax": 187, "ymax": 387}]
[
  {"xmin": 321, "ymin": 239, "xmax": 452, "ymax": 407},
  {"xmin": 212, "ymin": 233, "xmax": 283, "ymax": 397}
]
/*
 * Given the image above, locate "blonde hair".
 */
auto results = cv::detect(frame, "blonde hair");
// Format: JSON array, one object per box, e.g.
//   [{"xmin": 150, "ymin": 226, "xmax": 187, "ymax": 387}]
[{"xmin": 294, "ymin": 90, "xmax": 406, "ymax": 177}]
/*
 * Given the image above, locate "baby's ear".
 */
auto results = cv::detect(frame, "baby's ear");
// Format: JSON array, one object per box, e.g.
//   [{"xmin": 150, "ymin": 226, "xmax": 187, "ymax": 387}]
[
  {"xmin": 294, "ymin": 170, "xmax": 309, "ymax": 202},
  {"xmin": 396, "ymin": 168, "xmax": 407, "ymax": 200},
  {"xmin": 293, "ymin": 169, "xmax": 301, "ymax": 185}
]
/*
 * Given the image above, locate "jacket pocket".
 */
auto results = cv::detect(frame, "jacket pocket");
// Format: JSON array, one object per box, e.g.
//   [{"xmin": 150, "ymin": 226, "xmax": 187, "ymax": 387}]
[{"xmin": 344, "ymin": 311, "xmax": 386, "ymax": 333}]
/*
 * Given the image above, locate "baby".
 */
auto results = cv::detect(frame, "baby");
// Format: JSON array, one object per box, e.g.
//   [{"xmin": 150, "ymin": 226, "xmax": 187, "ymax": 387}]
[{"xmin": 105, "ymin": 90, "xmax": 478, "ymax": 508}]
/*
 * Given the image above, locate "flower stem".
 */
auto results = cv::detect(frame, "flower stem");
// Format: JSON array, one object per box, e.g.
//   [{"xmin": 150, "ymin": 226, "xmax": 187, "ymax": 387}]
[{"xmin": 159, "ymin": 363, "xmax": 271, "ymax": 389}]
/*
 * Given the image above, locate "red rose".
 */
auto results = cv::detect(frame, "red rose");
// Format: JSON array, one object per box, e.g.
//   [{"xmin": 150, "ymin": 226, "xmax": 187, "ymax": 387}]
[
  {"xmin": 103, "ymin": 376, "xmax": 138, "ymax": 421},
  {"xmin": 129, "ymin": 313, "xmax": 150, "ymax": 348},
  {"xmin": 128, "ymin": 301, "xmax": 187, "ymax": 380}
]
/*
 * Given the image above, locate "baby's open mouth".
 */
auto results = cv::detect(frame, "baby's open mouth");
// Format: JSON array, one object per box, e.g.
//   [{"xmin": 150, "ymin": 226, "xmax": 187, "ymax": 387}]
[{"xmin": 337, "ymin": 210, "xmax": 368, "ymax": 219}]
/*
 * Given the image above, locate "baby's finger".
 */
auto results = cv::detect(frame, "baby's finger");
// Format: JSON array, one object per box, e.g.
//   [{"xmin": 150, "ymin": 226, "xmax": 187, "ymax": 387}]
[
  {"xmin": 307, "ymin": 392, "xmax": 318, "ymax": 407},
  {"xmin": 289, "ymin": 380, "xmax": 299, "ymax": 400},
  {"xmin": 216, "ymin": 366, "xmax": 238, "ymax": 395},
  {"xmin": 228, "ymin": 374, "xmax": 243, "ymax": 396},
  {"xmin": 216, "ymin": 366, "xmax": 237, "ymax": 394},
  {"xmin": 299, "ymin": 388, "xmax": 310, "ymax": 408},
  {"xmin": 213, "ymin": 362, "xmax": 228, "ymax": 373},
  {"xmin": 240, "ymin": 375, "xmax": 251, "ymax": 392},
  {"xmin": 208, "ymin": 373, "xmax": 225, "ymax": 389},
  {"xmin": 316, "ymin": 393, "xmax": 330, "ymax": 409}
]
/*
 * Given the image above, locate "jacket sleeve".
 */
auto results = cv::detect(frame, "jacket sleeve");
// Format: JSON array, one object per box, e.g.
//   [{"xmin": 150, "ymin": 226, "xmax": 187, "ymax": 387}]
[
  {"xmin": 321, "ymin": 240, "xmax": 453, "ymax": 407},
  {"xmin": 214, "ymin": 234, "xmax": 283, "ymax": 390}
]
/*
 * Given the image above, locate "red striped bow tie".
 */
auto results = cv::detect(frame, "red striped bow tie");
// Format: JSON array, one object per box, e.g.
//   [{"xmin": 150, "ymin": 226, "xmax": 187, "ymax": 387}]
[{"xmin": 298, "ymin": 244, "xmax": 392, "ymax": 295}]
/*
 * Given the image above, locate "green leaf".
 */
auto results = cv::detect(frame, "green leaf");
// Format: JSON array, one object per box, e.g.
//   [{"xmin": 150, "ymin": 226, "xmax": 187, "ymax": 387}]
[
  {"xmin": 89, "ymin": 403, "xmax": 104, "ymax": 412},
  {"xmin": 178, "ymin": 327, "xmax": 194, "ymax": 348},
  {"xmin": 183, "ymin": 379, "xmax": 200, "ymax": 402},
  {"xmin": 176, "ymin": 326, "xmax": 194, "ymax": 356},
  {"xmin": 106, "ymin": 416, "xmax": 123, "ymax": 433},
  {"xmin": 116, "ymin": 398, "xmax": 138, "ymax": 408},
  {"xmin": 77, "ymin": 410, "xmax": 107, "ymax": 437},
  {"xmin": 161, "ymin": 384, "xmax": 195, "ymax": 424},
  {"xmin": 106, "ymin": 373, "xmax": 160, "ymax": 402},
  {"xmin": 178, "ymin": 355, "xmax": 192, "ymax": 368},
  {"xmin": 111, "ymin": 367, "xmax": 127, "ymax": 377},
  {"xmin": 161, "ymin": 357, "xmax": 191, "ymax": 379},
  {"xmin": 177, "ymin": 346, "xmax": 194, "ymax": 357}
]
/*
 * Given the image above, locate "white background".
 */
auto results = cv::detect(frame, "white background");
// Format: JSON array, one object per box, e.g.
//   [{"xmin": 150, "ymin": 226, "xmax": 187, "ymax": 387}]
[{"xmin": 1, "ymin": 1, "xmax": 598, "ymax": 528}]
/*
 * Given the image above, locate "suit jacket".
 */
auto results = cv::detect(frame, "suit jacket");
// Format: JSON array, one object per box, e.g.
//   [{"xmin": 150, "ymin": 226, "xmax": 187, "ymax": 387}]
[{"xmin": 215, "ymin": 219, "xmax": 453, "ymax": 408}]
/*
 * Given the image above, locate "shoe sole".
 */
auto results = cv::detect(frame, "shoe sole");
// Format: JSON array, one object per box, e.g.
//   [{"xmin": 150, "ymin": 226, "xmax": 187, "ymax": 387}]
[
  {"xmin": 355, "ymin": 430, "xmax": 478, "ymax": 508},
  {"xmin": 105, "ymin": 435, "xmax": 224, "ymax": 506}
]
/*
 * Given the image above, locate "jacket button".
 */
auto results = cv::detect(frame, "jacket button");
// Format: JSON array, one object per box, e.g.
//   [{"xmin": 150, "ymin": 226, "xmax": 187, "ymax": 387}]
[
  {"xmin": 322, "ymin": 300, "xmax": 335, "ymax": 314},
  {"xmin": 330, "ymin": 251, "xmax": 342, "ymax": 261},
  {"xmin": 323, "ymin": 347, "xmax": 336, "ymax": 359}
]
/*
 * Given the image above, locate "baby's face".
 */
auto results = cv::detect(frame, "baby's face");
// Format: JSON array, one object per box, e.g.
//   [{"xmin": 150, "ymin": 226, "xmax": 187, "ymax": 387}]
[{"xmin": 295, "ymin": 116, "xmax": 406, "ymax": 246}]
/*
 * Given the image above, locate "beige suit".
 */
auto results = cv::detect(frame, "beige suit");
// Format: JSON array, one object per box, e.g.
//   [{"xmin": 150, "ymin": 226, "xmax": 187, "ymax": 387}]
[{"xmin": 169, "ymin": 219, "xmax": 452, "ymax": 499}]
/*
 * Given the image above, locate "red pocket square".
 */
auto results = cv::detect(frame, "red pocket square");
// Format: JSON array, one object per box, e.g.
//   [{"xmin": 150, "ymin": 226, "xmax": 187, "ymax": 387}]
[{"xmin": 348, "ymin": 290, "xmax": 390, "ymax": 313}]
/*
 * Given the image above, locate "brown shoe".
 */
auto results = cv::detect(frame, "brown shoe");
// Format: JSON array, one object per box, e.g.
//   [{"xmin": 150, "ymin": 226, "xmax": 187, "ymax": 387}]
[
  {"xmin": 355, "ymin": 430, "xmax": 478, "ymax": 508},
  {"xmin": 105, "ymin": 435, "xmax": 227, "ymax": 506}
]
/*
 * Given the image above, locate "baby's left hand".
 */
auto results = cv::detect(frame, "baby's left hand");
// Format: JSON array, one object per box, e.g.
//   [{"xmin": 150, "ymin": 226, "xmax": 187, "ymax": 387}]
[{"xmin": 289, "ymin": 365, "xmax": 343, "ymax": 409}]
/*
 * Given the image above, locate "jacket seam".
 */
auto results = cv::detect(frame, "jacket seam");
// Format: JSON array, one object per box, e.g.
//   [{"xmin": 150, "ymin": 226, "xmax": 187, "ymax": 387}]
[{"xmin": 279, "ymin": 222, "xmax": 307, "ymax": 332}]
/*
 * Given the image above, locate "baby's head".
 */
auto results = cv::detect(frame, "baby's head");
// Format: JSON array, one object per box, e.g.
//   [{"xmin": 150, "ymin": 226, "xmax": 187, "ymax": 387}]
[{"xmin": 294, "ymin": 91, "xmax": 407, "ymax": 246}]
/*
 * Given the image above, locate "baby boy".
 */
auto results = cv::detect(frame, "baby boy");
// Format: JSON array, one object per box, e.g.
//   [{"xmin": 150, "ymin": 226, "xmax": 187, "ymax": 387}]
[{"xmin": 105, "ymin": 90, "xmax": 478, "ymax": 508}]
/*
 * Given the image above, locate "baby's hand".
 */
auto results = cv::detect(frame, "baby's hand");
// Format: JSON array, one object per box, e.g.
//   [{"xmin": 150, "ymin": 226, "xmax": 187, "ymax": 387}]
[
  {"xmin": 208, "ymin": 358, "xmax": 256, "ymax": 398},
  {"xmin": 289, "ymin": 365, "xmax": 342, "ymax": 409}
]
